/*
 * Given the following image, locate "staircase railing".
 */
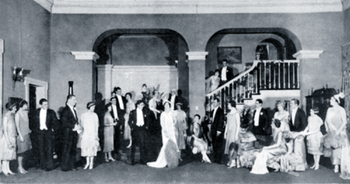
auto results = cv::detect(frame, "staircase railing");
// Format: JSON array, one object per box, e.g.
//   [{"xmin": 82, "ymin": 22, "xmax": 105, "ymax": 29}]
[{"xmin": 205, "ymin": 60, "xmax": 299, "ymax": 113}]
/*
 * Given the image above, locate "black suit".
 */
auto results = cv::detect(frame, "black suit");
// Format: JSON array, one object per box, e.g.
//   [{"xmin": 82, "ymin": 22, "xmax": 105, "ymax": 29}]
[
  {"xmin": 211, "ymin": 107, "xmax": 225, "ymax": 164},
  {"xmin": 60, "ymin": 105, "xmax": 79, "ymax": 171},
  {"xmin": 128, "ymin": 108, "xmax": 149, "ymax": 164},
  {"xmin": 168, "ymin": 94, "xmax": 179, "ymax": 110},
  {"xmin": 110, "ymin": 104, "xmax": 122, "ymax": 156},
  {"xmin": 30, "ymin": 108, "xmax": 58, "ymax": 170},
  {"xmin": 220, "ymin": 66, "xmax": 234, "ymax": 85},
  {"xmin": 252, "ymin": 108, "xmax": 271, "ymax": 136},
  {"xmin": 289, "ymin": 108, "xmax": 308, "ymax": 168},
  {"xmin": 289, "ymin": 108, "xmax": 308, "ymax": 132}
]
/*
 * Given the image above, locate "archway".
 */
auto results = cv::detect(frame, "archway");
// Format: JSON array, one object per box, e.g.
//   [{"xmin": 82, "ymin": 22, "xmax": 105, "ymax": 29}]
[
  {"xmin": 205, "ymin": 28, "xmax": 302, "ymax": 76},
  {"xmin": 92, "ymin": 29, "xmax": 190, "ymax": 102}
]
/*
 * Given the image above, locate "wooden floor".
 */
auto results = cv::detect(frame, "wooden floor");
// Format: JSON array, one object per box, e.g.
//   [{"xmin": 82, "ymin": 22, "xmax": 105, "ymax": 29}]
[{"xmin": 1, "ymin": 151, "xmax": 349, "ymax": 184}]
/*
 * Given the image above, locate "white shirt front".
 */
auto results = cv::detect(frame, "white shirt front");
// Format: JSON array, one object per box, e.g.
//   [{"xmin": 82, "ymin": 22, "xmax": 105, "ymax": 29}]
[
  {"xmin": 136, "ymin": 108, "xmax": 144, "ymax": 127},
  {"xmin": 112, "ymin": 104, "xmax": 119, "ymax": 120},
  {"xmin": 116, "ymin": 95, "xmax": 124, "ymax": 110},
  {"xmin": 170, "ymin": 95, "xmax": 176, "ymax": 111},
  {"xmin": 254, "ymin": 107, "xmax": 261, "ymax": 126},
  {"xmin": 291, "ymin": 108, "xmax": 297, "ymax": 125},
  {"xmin": 68, "ymin": 104, "xmax": 77, "ymax": 119},
  {"xmin": 39, "ymin": 109, "xmax": 48, "ymax": 130},
  {"xmin": 221, "ymin": 66, "xmax": 227, "ymax": 81},
  {"xmin": 212, "ymin": 106, "xmax": 218, "ymax": 121}
]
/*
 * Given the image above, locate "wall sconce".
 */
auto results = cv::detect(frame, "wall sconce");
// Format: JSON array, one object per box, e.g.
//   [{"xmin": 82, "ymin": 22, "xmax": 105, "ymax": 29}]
[{"xmin": 12, "ymin": 66, "xmax": 30, "ymax": 82}]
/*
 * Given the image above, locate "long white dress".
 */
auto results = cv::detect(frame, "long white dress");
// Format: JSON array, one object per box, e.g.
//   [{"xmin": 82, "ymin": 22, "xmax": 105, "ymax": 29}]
[{"xmin": 147, "ymin": 111, "xmax": 178, "ymax": 168}]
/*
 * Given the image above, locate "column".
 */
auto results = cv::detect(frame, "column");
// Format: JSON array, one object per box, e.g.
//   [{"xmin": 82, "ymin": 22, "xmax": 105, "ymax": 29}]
[
  {"xmin": 186, "ymin": 51, "xmax": 208, "ymax": 118},
  {"xmin": 96, "ymin": 64, "xmax": 113, "ymax": 102},
  {"xmin": 70, "ymin": 51, "xmax": 99, "ymax": 115},
  {"xmin": 293, "ymin": 50, "xmax": 324, "ymax": 110},
  {"xmin": 0, "ymin": 39, "xmax": 3, "ymax": 120}
]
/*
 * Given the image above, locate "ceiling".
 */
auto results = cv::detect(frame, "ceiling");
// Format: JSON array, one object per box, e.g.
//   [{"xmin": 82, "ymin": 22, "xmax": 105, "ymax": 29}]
[{"xmin": 34, "ymin": 0, "xmax": 345, "ymax": 14}]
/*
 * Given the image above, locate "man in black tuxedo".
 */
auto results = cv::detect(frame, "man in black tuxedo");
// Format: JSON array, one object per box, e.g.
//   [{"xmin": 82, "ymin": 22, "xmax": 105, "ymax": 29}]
[
  {"xmin": 60, "ymin": 95, "xmax": 81, "ymax": 171},
  {"xmin": 30, "ymin": 98, "xmax": 58, "ymax": 171},
  {"xmin": 110, "ymin": 96, "xmax": 122, "ymax": 159},
  {"xmin": 252, "ymin": 99, "xmax": 271, "ymax": 147},
  {"xmin": 289, "ymin": 98, "xmax": 308, "ymax": 168},
  {"xmin": 168, "ymin": 88, "xmax": 179, "ymax": 111},
  {"xmin": 210, "ymin": 97, "xmax": 225, "ymax": 164},
  {"xmin": 113, "ymin": 87, "xmax": 126, "ymax": 158},
  {"xmin": 220, "ymin": 59, "xmax": 234, "ymax": 86},
  {"xmin": 128, "ymin": 100, "xmax": 149, "ymax": 165}
]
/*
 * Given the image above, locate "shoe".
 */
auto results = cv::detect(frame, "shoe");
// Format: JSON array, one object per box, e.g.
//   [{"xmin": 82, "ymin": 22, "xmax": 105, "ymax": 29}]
[
  {"xmin": 334, "ymin": 166, "xmax": 339, "ymax": 173},
  {"xmin": 83, "ymin": 164, "xmax": 89, "ymax": 170},
  {"xmin": 109, "ymin": 158, "xmax": 116, "ymax": 162},
  {"xmin": 310, "ymin": 165, "xmax": 315, "ymax": 169},
  {"xmin": 314, "ymin": 165, "xmax": 319, "ymax": 170},
  {"xmin": 105, "ymin": 159, "xmax": 110, "ymax": 163},
  {"xmin": 18, "ymin": 168, "xmax": 27, "ymax": 174}
]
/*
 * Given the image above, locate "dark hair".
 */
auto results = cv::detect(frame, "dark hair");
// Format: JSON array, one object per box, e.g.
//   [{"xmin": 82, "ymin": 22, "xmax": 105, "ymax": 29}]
[
  {"xmin": 214, "ymin": 97, "xmax": 220, "ymax": 103},
  {"xmin": 256, "ymin": 99, "xmax": 263, "ymax": 104},
  {"xmin": 194, "ymin": 114, "xmax": 201, "ymax": 119},
  {"xmin": 18, "ymin": 100, "xmax": 28, "ymax": 108},
  {"xmin": 222, "ymin": 59, "xmax": 228, "ymax": 63},
  {"xmin": 228, "ymin": 100, "xmax": 236, "ymax": 108},
  {"xmin": 135, "ymin": 100, "xmax": 145, "ymax": 107},
  {"xmin": 114, "ymin": 87, "xmax": 121, "ymax": 92},
  {"xmin": 66, "ymin": 95, "xmax": 75, "ymax": 101},
  {"xmin": 86, "ymin": 102, "xmax": 95, "ymax": 109},
  {"xmin": 177, "ymin": 89, "xmax": 182, "ymax": 96},
  {"xmin": 125, "ymin": 92, "xmax": 132, "ymax": 99},
  {"xmin": 5, "ymin": 102, "xmax": 16, "ymax": 111},
  {"xmin": 110, "ymin": 97, "xmax": 116, "ymax": 102},
  {"xmin": 214, "ymin": 69, "xmax": 220, "ymax": 75},
  {"xmin": 153, "ymin": 90, "xmax": 159, "ymax": 96},
  {"xmin": 163, "ymin": 101, "xmax": 171, "ymax": 108},
  {"xmin": 291, "ymin": 98, "xmax": 300, "ymax": 105},
  {"xmin": 142, "ymin": 84, "xmax": 147, "ymax": 88},
  {"xmin": 39, "ymin": 98, "xmax": 47, "ymax": 105},
  {"xmin": 208, "ymin": 71, "xmax": 214, "ymax": 77}
]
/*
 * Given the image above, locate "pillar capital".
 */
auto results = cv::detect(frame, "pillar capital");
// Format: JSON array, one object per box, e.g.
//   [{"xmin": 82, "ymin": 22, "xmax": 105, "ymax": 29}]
[
  {"xmin": 71, "ymin": 51, "xmax": 100, "ymax": 62},
  {"xmin": 293, "ymin": 50, "xmax": 324, "ymax": 60},
  {"xmin": 186, "ymin": 51, "xmax": 208, "ymax": 61}
]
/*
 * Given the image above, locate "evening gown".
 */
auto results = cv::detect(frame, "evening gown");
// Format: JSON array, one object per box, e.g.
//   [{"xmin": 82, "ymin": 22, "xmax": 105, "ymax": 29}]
[
  {"xmin": 16, "ymin": 110, "xmax": 32, "ymax": 154},
  {"xmin": 306, "ymin": 115, "xmax": 324, "ymax": 155},
  {"xmin": 80, "ymin": 111, "xmax": 100, "ymax": 157},
  {"xmin": 174, "ymin": 109, "xmax": 187, "ymax": 150},
  {"xmin": 251, "ymin": 131, "xmax": 288, "ymax": 174},
  {"xmin": 147, "ymin": 111, "xmax": 179, "ymax": 168},
  {"xmin": 224, "ymin": 111, "xmax": 240, "ymax": 154},
  {"xmin": 124, "ymin": 101, "xmax": 135, "ymax": 140},
  {"xmin": 103, "ymin": 112, "xmax": 115, "ymax": 152},
  {"xmin": 0, "ymin": 111, "xmax": 17, "ymax": 161},
  {"xmin": 323, "ymin": 107, "xmax": 350, "ymax": 179}
]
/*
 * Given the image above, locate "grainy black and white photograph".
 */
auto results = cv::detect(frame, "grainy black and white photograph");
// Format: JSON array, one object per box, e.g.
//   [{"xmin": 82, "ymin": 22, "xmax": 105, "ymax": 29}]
[{"xmin": 1, "ymin": 0, "xmax": 350, "ymax": 183}]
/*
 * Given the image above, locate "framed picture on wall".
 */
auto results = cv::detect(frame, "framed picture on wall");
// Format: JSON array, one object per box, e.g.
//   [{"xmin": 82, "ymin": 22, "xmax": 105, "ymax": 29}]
[{"xmin": 217, "ymin": 46, "xmax": 242, "ymax": 64}]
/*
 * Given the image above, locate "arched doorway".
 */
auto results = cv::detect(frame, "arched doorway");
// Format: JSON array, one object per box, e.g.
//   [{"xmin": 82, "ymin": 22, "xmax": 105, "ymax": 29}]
[
  {"xmin": 92, "ymin": 29, "xmax": 190, "ymax": 102},
  {"xmin": 205, "ymin": 28, "xmax": 301, "ymax": 76}
]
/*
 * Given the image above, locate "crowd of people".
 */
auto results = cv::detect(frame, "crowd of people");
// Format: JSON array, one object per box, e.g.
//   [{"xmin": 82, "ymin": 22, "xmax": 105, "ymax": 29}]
[{"xmin": 0, "ymin": 83, "xmax": 350, "ymax": 181}]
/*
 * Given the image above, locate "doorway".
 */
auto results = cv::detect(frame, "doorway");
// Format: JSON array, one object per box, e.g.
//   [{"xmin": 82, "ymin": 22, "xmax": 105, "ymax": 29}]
[{"xmin": 24, "ymin": 77, "xmax": 48, "ymax": 113}]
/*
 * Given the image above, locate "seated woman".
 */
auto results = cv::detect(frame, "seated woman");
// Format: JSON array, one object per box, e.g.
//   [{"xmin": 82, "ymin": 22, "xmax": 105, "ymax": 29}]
[
  {"xmin": 251, "ymin": 118, "xmax": 295, "ymax": 174},
  {"xmin": 238, "ymin": 106, "xmax": 258, "ymax": 168},
  {"xmin": 187, "ymin": 114, "xmax": 211, "ymax": 163}
]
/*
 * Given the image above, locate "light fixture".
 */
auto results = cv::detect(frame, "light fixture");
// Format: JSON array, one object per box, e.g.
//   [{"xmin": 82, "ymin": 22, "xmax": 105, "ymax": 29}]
[{"xmin": 12, "ymin": 66, "xmax": 30, "ymax": 82}]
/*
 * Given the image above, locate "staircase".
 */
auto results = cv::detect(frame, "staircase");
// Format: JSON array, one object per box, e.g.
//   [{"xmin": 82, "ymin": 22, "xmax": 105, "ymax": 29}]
[{"xmin": 205, "ymin": 60, "xmax": 300, "ymax": 113}]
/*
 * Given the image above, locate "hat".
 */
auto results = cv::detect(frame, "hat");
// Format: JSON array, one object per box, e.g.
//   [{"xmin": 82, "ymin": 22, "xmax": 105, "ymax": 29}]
[
  {"xmin": 6, "ymin": 101, "xmax": 17, "ymax": 110},
  {"xmin": 86, "ymin": 101, "xmax": 95, "ymax": 109},
  {"xmin": 333, "ymin": 92, "xmax": 345, "ymax": 103}
]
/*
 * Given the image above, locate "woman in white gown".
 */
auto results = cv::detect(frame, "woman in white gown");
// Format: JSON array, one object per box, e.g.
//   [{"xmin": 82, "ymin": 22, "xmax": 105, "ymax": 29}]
[{"xmin": 147, "ymin": 101, "xmax": 179, "ymax": 168}]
